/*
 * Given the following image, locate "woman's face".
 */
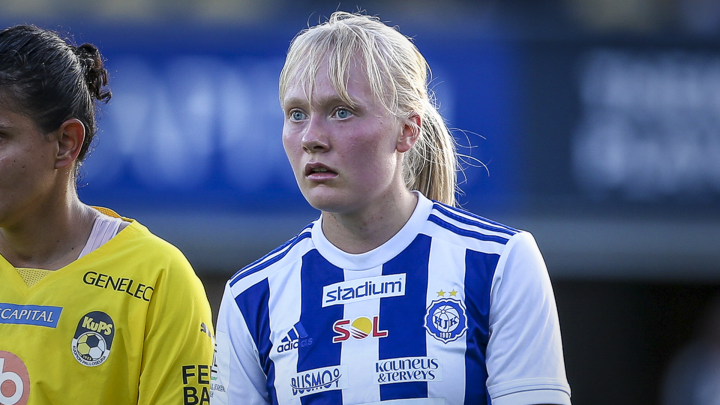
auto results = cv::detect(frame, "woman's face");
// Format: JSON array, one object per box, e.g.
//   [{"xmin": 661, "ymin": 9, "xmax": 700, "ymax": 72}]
[
  {"xmin": 282, "ymin": 61, "xmax": 412, "ymax": 217},
  {"xmin": 0, "ymin": 103, "xmax": 58, "ymax": 227}
]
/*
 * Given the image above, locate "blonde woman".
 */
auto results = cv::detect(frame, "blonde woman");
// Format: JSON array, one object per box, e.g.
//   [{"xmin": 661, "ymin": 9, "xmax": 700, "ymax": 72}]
[{"xmin": 213, "ymin": 12, "xmax": 570, "ymax": 405}]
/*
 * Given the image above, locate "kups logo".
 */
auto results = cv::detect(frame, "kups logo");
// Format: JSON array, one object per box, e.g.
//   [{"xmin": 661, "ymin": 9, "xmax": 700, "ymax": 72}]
[
  {"xmin": 0, "ymin": 351, "xmax": 29, "ymax": 405},
  {"xmin": 71, "ymin": 311, "xmax": 115, "ymax": 367},
  {"xmin": 332, "ymin": 316, "xmax": 387, "ymax": 343}
]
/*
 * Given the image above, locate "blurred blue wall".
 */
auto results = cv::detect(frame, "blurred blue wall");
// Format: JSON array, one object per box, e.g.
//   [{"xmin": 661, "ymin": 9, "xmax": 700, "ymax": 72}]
[{"xmin": 2, "ymin": 7, "xmax": 719, "ymax": 278}]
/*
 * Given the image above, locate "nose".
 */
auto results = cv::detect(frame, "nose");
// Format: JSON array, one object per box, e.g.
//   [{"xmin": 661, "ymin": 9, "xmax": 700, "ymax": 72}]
[{"xmin": 302, "ymin": 115, "xmax": 330, "ymax": 153}]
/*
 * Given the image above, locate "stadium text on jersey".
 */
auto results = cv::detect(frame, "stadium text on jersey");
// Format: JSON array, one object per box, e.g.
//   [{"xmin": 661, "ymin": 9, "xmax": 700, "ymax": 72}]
[{"xmin": 322, "ymin": 274, "xmax": 406, "ymax": 307}]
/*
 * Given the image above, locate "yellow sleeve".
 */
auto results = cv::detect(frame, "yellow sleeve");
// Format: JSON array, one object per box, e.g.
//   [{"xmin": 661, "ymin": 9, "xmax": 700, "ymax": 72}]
[{"xmin": 137, "ymin": 249, "xmax": 215, "ymax": 405}]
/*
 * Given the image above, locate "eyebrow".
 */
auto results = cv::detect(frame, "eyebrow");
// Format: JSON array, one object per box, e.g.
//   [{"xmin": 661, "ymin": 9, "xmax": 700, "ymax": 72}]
[
  {"xmin": 281, "ymin": 97, "xmax": 307, "ymax": 109},
  {"xmin": 283, "ymin": 95, "xmax": 355, "ymax": 110}
]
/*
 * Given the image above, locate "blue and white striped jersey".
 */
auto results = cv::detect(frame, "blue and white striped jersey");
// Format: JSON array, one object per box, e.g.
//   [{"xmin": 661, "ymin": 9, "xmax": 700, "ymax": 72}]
[{"xmin": 211, "ymin": 193, "xmax": 571, "ymax": 405}]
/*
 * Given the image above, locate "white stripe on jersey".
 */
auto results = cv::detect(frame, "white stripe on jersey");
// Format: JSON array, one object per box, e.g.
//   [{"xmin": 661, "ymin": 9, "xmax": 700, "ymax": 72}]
[
  {"xmin": 339, "ymin": 266, "xmax": 384, "ymax": 404},
  {"xmin": 267, "ymin": 259, "xmax": 304, "ymax": 405},
  {"xmin": 426, "ymin": 237, "xmax": 467, "ymax": 404}
]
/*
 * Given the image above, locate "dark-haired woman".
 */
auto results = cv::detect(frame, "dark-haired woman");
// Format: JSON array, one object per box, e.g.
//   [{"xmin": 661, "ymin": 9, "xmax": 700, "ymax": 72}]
[{"xmin": 0, "ymin": 25, "xmax": 214, "ymax": 404}]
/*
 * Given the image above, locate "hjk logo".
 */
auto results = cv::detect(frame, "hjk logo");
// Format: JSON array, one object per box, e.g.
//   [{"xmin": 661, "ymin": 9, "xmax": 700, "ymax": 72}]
[
  {"xmin": 332, "ymin": 316, "xmax": 388, "ymax": 343},
  {"xmin": 424, "ymin": 298, "xmax": 468, "ymax": 344},
  {"xmin": 277, "ymin": 322, "xmax": 313, "ymax": 353}
]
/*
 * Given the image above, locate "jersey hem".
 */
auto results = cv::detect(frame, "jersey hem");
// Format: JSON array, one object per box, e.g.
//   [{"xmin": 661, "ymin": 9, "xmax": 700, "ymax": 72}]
[
  {"xmin": 488, "ymin": 377, "xmax": 571, "ymax": 397},
  {"xmin": 491, "ymin": 388, "xmax": 571, "ymax": 405}
]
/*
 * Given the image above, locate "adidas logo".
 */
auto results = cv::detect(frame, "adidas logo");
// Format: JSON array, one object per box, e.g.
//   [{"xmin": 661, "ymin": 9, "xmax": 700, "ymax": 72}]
[{"xmin": 277, "ymin": 322, "xmax": 313, "ymax": 353}]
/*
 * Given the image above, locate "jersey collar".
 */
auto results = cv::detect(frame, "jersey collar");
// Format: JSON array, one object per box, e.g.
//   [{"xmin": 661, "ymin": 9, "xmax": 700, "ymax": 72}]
[{"xmin": 311, "ymin": 191, "xmax": 433, "ymax": 271}]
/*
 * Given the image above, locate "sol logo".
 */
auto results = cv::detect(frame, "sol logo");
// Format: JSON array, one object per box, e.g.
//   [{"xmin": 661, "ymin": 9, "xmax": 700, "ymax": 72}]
[
  {"xmin": 0, "ymin": 351, "xmax": 29, "ymax": 405},
  {"xmin": 332, "ymin": 316, "xmax": 388, "ymax": 343}
]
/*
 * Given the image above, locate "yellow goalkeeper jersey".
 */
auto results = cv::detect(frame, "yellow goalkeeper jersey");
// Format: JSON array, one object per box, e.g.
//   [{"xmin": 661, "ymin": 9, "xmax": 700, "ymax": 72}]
[{"xmin": 0, "ymin": 213, "xmax": 214, "ymax": 405}]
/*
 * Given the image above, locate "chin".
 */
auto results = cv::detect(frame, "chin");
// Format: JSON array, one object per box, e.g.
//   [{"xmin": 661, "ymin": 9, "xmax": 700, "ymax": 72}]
[
  {"xmin": 305, "ymin": 198, "xmax": 345, "ymax": 214},
  {"xmin": 301, "ymin": 189, "xmax": 352, "ymax": 214}
]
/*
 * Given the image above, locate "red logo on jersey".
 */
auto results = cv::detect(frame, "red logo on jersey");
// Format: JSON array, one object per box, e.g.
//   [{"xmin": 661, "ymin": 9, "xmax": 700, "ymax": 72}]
[
  {"xmin": 332, "ymin": 316, "xmax": 388, "ymax": 343},
  {"xmin": 0, "ymin": 351, "xmax": 30, "ymax": 405}
]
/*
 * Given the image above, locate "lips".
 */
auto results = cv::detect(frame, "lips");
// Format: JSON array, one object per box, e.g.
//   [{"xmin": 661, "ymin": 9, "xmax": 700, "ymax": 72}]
[{"xmin": 305, "ymin": 162, "xmax": 337, "ymax": 180}]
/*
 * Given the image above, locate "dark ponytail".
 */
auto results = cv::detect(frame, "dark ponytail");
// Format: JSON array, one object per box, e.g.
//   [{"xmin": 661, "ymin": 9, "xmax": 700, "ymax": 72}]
[
  {"xmin": 75, "ymin": 43, "xmax": 112, "ymax": 104},
  {"xmin": 0, "ymin": 25, "xmax": 112, "ymax": 164},
  {"xmin": 73, "ymin": 42, "xmax": 112, "ymax": 161}
]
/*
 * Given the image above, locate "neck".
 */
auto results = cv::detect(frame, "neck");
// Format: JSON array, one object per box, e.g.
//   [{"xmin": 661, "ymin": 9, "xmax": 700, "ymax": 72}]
[
  {"xmin": 321, "ymin": 190, "xmax": 418, "ymax": 254},
  {"xmin": 0, "ymin": 188, "xmax": 98, "ymax": 270}
]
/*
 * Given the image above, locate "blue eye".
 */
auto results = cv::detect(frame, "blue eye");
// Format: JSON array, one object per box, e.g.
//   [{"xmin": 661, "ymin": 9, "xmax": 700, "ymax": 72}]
[
  {"xmin": 290, "ymin": 111, "xmax": 306, "ymax": 121},
  {"xmin": 336, "ymin": 108, "xmax": 351, "ymax": 119}
]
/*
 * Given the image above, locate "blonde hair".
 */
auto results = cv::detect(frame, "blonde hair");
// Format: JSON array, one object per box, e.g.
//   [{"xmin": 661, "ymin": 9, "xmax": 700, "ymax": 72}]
[{"xmin": 279, "ymin": 11, "xmax": 458, "ymax": 206}]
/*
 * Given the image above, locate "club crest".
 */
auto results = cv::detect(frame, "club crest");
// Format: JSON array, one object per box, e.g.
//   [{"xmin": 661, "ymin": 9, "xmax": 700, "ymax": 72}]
[{"xmin": 424, "ymin": 298, "xmax": 468, "ymax": 343}]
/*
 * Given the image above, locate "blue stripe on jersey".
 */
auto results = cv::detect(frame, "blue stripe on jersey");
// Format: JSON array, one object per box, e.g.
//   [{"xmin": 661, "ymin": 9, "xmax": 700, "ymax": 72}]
[
  {"xmin": 235, "ymin": 279, "xmax": 279, "ymax": 404},
  {"xmin": 298, "ymin": 249, "xmax": 345, "ymax": 404},
  {"xmin": 378, "ymin": 234, "xmax": 432, "ymax": 401},
  {"xmin": 230, "ymin": 226, "xmax": 313, "ymax": 287},
  {"xmin": 432, "ymin": 204, "xmax": 517, "ymax": 236},
  {"xmin": 428, "ymin": 215, "xmax": 510, "ymax": 245},
  {"xmin": 463, "ymin": 249, "xmax": 500, "ymax": 404}
]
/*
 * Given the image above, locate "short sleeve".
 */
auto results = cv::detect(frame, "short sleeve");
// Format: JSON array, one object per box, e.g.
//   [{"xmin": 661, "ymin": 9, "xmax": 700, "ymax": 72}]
[
  {"xmin": 485, "ymin": 231, "xmax": 572, "ymax": 405},
  {"xmin": 211, "ymin": 283, "xmax": 271, "ymax": 405},
  {"xmin": 137, "ymin": 251, "xmax": 215, "ymax": 405}
]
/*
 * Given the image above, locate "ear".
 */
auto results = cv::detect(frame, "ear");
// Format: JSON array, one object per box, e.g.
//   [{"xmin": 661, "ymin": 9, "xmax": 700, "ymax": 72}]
[
  {"xmin": 54, "ymin": 119, "xmax": 85, "ymax": 170},
  {"xmin": 397, "ymin": 113, "xmax": 421, "ymax": 153}
]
